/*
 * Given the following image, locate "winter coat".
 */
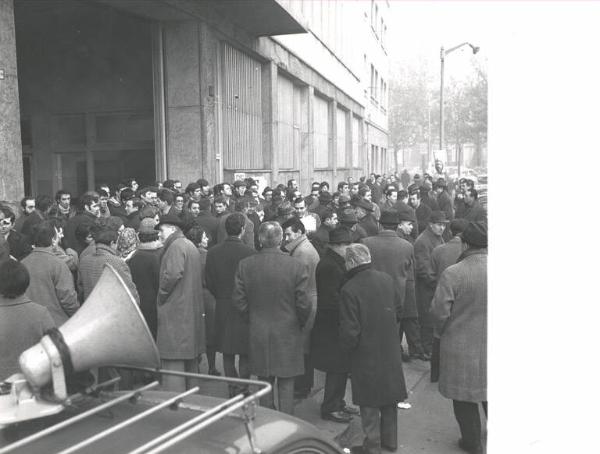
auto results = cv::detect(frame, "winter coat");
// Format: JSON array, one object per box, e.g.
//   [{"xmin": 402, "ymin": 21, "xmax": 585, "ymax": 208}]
[
  {"xmin": 311, "ymin": 247, "xmax": 351, "ymax": 373},
  {"xmin": 339, "ymin": 264, "xmax": 407, "ymax": 407},
  {"xmin": 415, "ymin": 203, "xmax": 433, "ymax": 235},
  {"xmin": 186, "ymin": 212, "xmax": 219, "ymax": 249},
  {"xmin": 358, "ymin": 213, "xmax": 379, "ymax": 237},
  {"xmin": 285, "ymin": 235, "xmax": 320, "ymax": 353},
  {"xmin": 363, "ymin": 230, "xmax": 417, "ymax": 318},
  {"xmin": 198, "ymin": 246, "xmax": 217, "ymax": 347},
  {"xmin": 157, "ymin": 231, "xmax": 205, "ymax": 359},
  {"xmin": 232, "ymin": 247, "xmax": 310, "ymax": 377},
  {"xmin": 205, "ymin": 237, "xmax": 256, "ymax": 354},
  {"xmin": 463, "ymin": 200, "xmax": 487, "ymax": 223},
  {"xmin": 128, "ymin": 241, "xmax": 162, "ymax": 339},
  {"xmin": 0, "ymin": 295, "xmax": 55, "ymax": 379},
  {"xmin": 311, "ymin": 224, "xmax": 333, "ymax": 258},
  {"xmin": 21, "ymin": 247, "xmax": 79, "ymax": 326},
  {"xmin": 431, "ymin": 236, "xmax": 463, "ymax": 282},
  {"xmin": 64, "ymin": 211, "xmax": 97, "ymax": 253},
  {"xmin": 216, "ymin": 212, "xmax": 255, "ymax": 250},
  {"xmin": 437, "ymin": 191, "xmax": 454, "ymax": 221},
  {"xmin": 431, "ymin": 249, "xmax": 487, "ymax": 402},
  {"xmin": 414, "ymin": 228, "xmax": 444, "ymax": 314}
]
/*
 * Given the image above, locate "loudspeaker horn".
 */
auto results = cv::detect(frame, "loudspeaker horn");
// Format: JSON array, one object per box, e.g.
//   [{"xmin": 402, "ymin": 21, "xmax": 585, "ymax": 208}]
[{"xmin": 19, "ymin": 263, "xmax": 160, "ymax": 393}]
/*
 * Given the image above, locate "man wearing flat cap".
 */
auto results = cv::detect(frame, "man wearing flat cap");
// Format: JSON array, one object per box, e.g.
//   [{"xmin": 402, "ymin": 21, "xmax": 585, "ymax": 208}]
[
  {"xmin": 338, "ymin": 208, "xmax": 367, "ymax": 243},
  {"xmin": 363, "ymin": 211, "xmax": 426, "ymax": 362},
  {"xmin": 431, "ymin": 221, "xmax": 487, "ymax": 454},
  {"xmin": 156, "ymin": 214, "xmax": 205, "ymax": 391},
  {"xmin": 352, "ymin": 197, "xmax": 379, "ymax": 237},
  {"xmin": 414, "ymin": 211, "xmax": 449, "ymax": 359}
]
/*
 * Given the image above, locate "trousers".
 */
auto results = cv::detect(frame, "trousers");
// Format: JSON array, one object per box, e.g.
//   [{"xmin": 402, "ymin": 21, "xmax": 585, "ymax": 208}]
[
  {"xmin": 430, "ymin": 337, "xmax": 440, "ymax": 382},
  {"xmin": 294, "ymin": 354, "xmax": 314, "ymax": 395},
  {"xmin": 223, "ymin": 353, "xmax": 249, "ymax": 397},
  {"xmin": 399, "ymin": 317, "xmax": 424, "ymax": 355},
  {"xmin": 359, "ymin": 405, "xmax": 398, "ymax": 454},
  {"xmin": 160, "ymin": 358, "xmax": 199, "ymax": 392},
  {"xmin": 258, "ymin": 376, "xmax": 295, "ymax": 415},
  {"xmin": 320, "ymin": 372, "xmax": 349, "ymax": 414},
  {"xmin": 452, "ymin": 400, "xmax": 488, "ymax": 449}
]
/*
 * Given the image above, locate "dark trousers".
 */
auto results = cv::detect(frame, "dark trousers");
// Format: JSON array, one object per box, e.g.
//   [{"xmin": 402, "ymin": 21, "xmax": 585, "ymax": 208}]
[
  {"xmin": 430, "ymin": 337, "xmax": 440, "ymax": 382},
  {"xmin": 399, "ymin": 317, "xmax": 424, "ymax": 355},
  {"xmin": 258, "ymin": 376, "xmax": 295, "ymax": 415},
  {"xmin": 294, "ymin": 354, "xmax": 314, "ymax": 395},
  {"xmin": 417, "ymin": 304, "xmax": 434, "ymax": 355},
  {"xmin": 452, "ymin": 400, "xmax": 488, "ymax": 449},
  {"xmin": 360, "ymin": 405, "xmax": 398, "ymax": 454},
  {"xmin": 321, "ymin": 372, "xmax": 348, "ymax": 414},
  {"xmin": 223, "ymin": 353, "xmax": 249, "ymax": 397}
]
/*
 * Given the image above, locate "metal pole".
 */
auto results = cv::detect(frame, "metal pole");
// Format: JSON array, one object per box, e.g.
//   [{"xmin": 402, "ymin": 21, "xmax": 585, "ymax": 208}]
[{"xmin": 439, "ymin": 47, "xmax": 445, "ymax": 152}]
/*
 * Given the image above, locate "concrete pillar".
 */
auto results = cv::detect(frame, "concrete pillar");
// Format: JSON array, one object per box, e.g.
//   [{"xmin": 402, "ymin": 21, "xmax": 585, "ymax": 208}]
[
  {"xmin": 198, "ymin": 22, "xmax": 219, "ymax": 185},
  {"xmin": 0, "ymin": 0, "xmax": 24, "ymax": 203},
  {"xmin": 262, "ymin": 61, "xmax": 277, "ymax": 185},
  {"xmin": 163, "ymin": 21, "xmax": 202, "ymax": 185},
  {"xmin": 330, "ymin": 100, "xmax": 337, "ymax": 185},
  {"xmin": 298, "ymin": 85, "xmax": 313, "ymax": 193}
]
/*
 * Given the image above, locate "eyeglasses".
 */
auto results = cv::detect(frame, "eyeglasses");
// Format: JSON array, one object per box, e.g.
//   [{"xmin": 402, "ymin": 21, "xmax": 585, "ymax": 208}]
[{"xmin": 0, "ymin": 219, "xmax": 12, "ymax": 226}]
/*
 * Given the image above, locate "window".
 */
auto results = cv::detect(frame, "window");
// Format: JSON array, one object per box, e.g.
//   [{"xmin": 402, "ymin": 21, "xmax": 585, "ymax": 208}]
[
  {"xmin": 336, "ymin": 107, "xmax": 347, "ymax": 168},
  {"xmin": 314, "ymin": 95, "xmax": 330, "ymax": 168},
  {"xmin": 370, "ymin": 64, "xmax": 376, "ymax": 99}
]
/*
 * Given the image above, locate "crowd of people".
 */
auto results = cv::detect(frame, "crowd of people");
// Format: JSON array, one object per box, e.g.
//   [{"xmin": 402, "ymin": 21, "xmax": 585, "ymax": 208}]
[{"xmin": 0, "ymin": 169, "xmax": 487, "ymax": 454}]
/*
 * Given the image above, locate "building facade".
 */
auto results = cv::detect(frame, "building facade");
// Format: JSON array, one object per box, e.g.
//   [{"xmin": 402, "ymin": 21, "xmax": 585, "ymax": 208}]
[{"xmin": 0, "ymin": 0, "xmax": 390, "ymax": 202}]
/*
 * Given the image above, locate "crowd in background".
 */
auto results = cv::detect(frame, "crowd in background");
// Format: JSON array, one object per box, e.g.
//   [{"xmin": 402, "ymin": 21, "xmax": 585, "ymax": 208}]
[{"xmin": 0, "ymin": 169, "xmax": 487, "ymax": 454}]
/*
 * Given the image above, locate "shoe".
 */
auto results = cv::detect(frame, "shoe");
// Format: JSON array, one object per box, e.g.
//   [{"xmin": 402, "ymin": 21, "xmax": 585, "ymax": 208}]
[
  {"xmin": 458, "ymin": 438, "xmax": 483, "ymax": 454},
  {"xmin": 342, "ymin": 404, "xmax": 360, "ymax": 415},
  {"xmin": 321, "ymin": 411, "xmax": 353, "ymax": 423},
  {"xmin": 381, "ymin": 444, "xmax": 397, "ymax": 452},
  {"xmin": 208, "ymin": 368, "xmax": 221, "ymax": 376}
]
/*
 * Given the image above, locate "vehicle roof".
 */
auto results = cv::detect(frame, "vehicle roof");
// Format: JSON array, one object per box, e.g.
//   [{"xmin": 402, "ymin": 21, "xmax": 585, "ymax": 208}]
[{"xmin": 0, "ymin": 391, "xmax": 343, "ymax": 454}]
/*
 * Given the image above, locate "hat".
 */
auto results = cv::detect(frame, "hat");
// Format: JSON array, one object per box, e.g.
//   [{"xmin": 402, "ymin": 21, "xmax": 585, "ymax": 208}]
[
  {"xmin": 338, "ymin": 208, "xmax": 358, "ymax": 224},
  {"xmin": 138, "ymin": 217, "xmax": 158, "ymax": 234},
  {"xmin": 351, "ymin": 197, "xmax": 374, "ymax": 212},
  {"xmin": 380, "ymin": 210, "xmax": 399, "ymax": 225},
  {"xmin": 397, "ymin": 208, "xmax": 416, "ymax": 222},
  {"xmin": 429, "ymin": 211, "xmax": 450, "ymax": 223},
  {"xmin": 155, "ymin": 214, "xmax": 184, "ymax": 230},
  {"xmin": 233, "ymin": 180, "xmax": 247, "ymax": 188},
  {"xmin": 449, "ymin": 218, "xmax": 469, "ymax": 236},
  {"xmin": 319, "ymin": 191, "xmax": 333, "ymax": 203},
  {"xmin": 461, "ymin": 221, "xmax": 487, "ymax": 248},
  {"xmin": 328, "ymin": 227, "xmax": 353, "ymax": 244},
  {"xmin": 407, "ymin": 184, "xmax": 420, "ymax": 195},
  {"xmin": 434, "ymin": 178, "xmax": 448, "ymax": 189}
]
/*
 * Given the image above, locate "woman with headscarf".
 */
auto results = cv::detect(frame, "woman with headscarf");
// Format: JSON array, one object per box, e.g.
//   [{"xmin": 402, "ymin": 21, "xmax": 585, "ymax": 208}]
[
  {"xmin": 117, "ymin": 227, "xmax": 139, "ymax": 262},
  {"xmin": 185, "ymin": 225, "xmax": 220, "ymax": 376}
]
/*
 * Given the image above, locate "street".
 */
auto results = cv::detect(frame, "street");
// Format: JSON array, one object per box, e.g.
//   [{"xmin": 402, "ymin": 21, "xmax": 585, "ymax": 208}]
[{"xmin": 194, "ymin": 352, "xmax": 486, "ymax": 453}]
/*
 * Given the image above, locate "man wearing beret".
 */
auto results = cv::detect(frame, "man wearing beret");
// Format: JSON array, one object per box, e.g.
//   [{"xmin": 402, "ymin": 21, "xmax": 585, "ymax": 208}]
[
  {"xmin": 431, "ymin": 221, "xmax": 487, "ymax": 454},
  {"xmin": 156, "ymin": 214, "xmax": 205, "ymax": 391},
  {"xmin": 414, "ymin": 211, "xmax": 448, "ymax": 359}
]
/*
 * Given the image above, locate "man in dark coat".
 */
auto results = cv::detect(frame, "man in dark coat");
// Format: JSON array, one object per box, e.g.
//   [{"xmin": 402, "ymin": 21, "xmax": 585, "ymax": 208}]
[
  {"xmin": 429, "ymin": 218, "xmax": 469, "ymax": 382},
  {"xmin": 431, "ymin": 222, "xmax": 487, "ymax": 454},
  {"xmin": 128, "ymin": 218, "xmax": 163, "ymax": 339},
  {"xmin": 414, "ymin": 211, "xmax": 448, "ymax": 357},
  {"xmin": 353, "ymin": 198, "xmax": 379, "ymax": 237},
  {"xmin": 65, "ymin": 194, "xmax": 101, "ymax": 254},
  {"xmin": 462, "ymin": 188, "xmax": 487, "ymax": 223},
  {"xmin": 408, "ymin": 186, "xmax": 432, "ymax": 235},
  {"xmin": 311, "ymin": 209, "xmax": 337, "ymax": 258},
  {"xmin": 363, "ymin": 211, "xmax": 426, "ymax": 362},
  {"xmin": 0, "ymin": 205, "xmax": 32, "ymax": 260},
  {"xmin": 206, "ymin": 213, "xmax": 256, "ymax": 396},
  {"xmin": 311, "ymin": 227, "xmax": 357, "ymax": 423},
  {"xmin": 186, "ymin": 198, "xmax": 219, "ymax": 248},
  {"xmin": 339, "ymin": 244, "xmax": 407, "ymax": 454},
  {"xmin": 232, "ymin": 222, "xmax": 311, "ymax": 415},
  {"xmin": 434, "ymin": 179, "xmax": 455, "ymax": 242}
]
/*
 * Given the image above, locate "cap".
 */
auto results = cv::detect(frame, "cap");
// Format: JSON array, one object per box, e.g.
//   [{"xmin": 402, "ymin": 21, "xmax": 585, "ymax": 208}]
[
  {"xmin": 461, "ymin": 221, "xmax": 487, "ymax": 247},
  {"xmin": 429, "ymin": 211, "xmax": 450, "ymax": 223}
]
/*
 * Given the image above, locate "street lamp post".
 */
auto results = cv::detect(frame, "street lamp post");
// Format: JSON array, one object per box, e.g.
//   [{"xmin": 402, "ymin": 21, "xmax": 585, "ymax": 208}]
[{"xmin": 439, "ymin": 42, "xmax": 479, "ymax": 172}]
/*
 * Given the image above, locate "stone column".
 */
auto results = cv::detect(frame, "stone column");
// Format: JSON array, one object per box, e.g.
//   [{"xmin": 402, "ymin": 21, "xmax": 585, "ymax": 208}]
[
  {"xmin": 163, "ymin": 21, "xmax": 202, "ymax": 185},
  {"xmin": 330, "ymin": 99, "xmax": 337, "ymax": 185},
  {"xmin": 261, "ymin": 61, "xmax": 277, "ymax": 185},
  {"xmin": 0, "ymin": 0, "xmax": 24, "ymax": 203}
]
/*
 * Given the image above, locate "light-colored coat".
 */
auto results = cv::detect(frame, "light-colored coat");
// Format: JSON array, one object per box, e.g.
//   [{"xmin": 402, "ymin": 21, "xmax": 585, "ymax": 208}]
[
  {"xmin": 157, "ymin": 231, "xmax": 205, "ymax": 359},
  {"xmin": 22, "ymin": 247, "xmax": 79, "ymax": 326},
  {"xmin": 285, "ymin": 235, "xmax": 319, "ymax": 353},
  {"xmin": 232, "ymin": 248, "xmax": 310, "ymax": 377},
  {"xmin": 431, "ymin": 250, "xmax": 487, "ymax": 402}
]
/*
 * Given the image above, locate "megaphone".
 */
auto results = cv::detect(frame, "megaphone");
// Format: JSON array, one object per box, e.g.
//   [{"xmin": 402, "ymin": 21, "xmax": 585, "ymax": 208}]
[{"xmin": 0, "ymin": 264, "xmax": 160, "ymax": 425}]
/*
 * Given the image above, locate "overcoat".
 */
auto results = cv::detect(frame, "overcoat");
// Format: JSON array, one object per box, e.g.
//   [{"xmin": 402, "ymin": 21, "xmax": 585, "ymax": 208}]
[
  {"xmin": 339, "ymin": 264, "xmax": 407, "ymax": 407},
  {"xmin": 362, "ymin": 230, "xmax": 417, "ymax": 318},
  {"xmin": 157, "ymin": 231, "xmax": 205, "ymax": 359},
  {"xmin": 0, "ymin": 295, "xmax": 55, "ymax": 379},
  {"xmin": 128, "ymin": 242, "xmax": 162, "ymax": 339},
  {"xmin": 198, "ymin": 246, "xmax": 217, "ymax": 348},
  {"xmin": 232, "ymin": 248, "xmax": 310, "ymax": 378},
  {"xmin": 21, "ymin": 247, "xmax": 79, "ymax": 326},
  {"xmin": 463, "ymin": 200, "xmax": 487, "ymax": 223},
  {"xmin": 205, "ymin": 237, "xmax": 256, "ymax": 354},
  {"xmin": 358, "ymin": 213, "xmax": 379, "ymax": 237},
  {"xmin": 414, "ymin": 228, "xmax": 444, "ymax": 316},
  {"xmin": 437, "ymin": 190, "xmax": 454, "ymax": 221},
  {"xmin": 414, "ymin": 203, "xmax": 432, "ymax": 235},
  {"xmin": 64, "ymin": 211, "xmax": 97, "ymax": 253},
  {"xmin": 285, "ymin": 235, "xmax": 320, "ymax": 353},
  {"xmin": 311, "ymin": 247, "xmax": 351, "ymax": 373},
  {"xmin": 431, "ymin": 250, "xmax": 487, "ymax": 402}
]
